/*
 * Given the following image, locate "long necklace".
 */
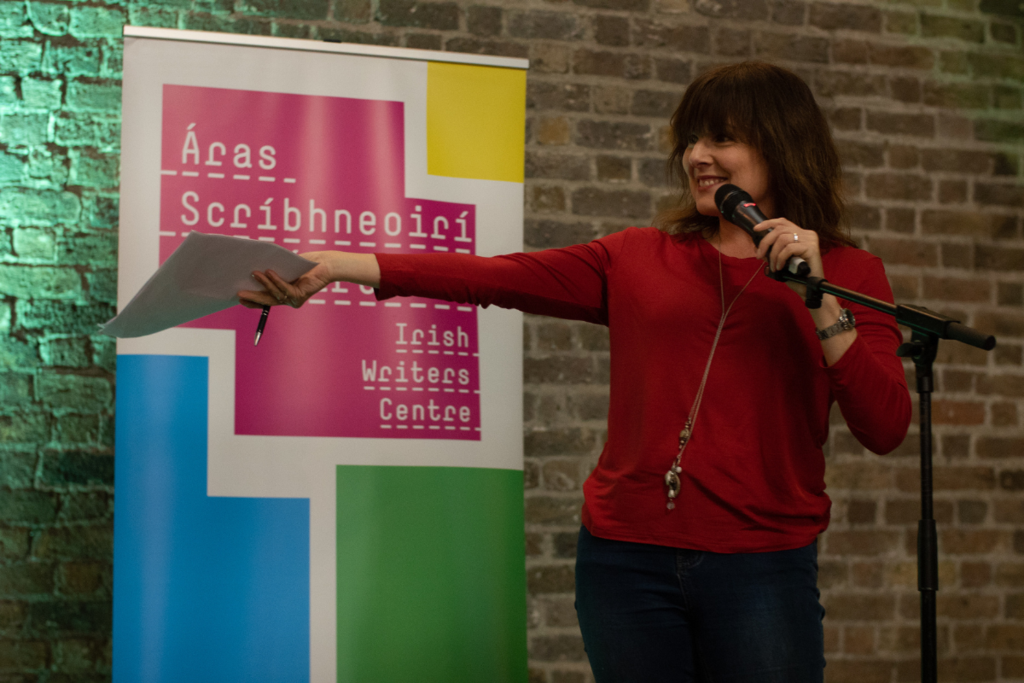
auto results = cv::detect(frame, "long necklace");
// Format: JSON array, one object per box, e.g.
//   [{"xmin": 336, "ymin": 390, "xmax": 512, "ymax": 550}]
[{"xmin": 664, "ymin": 244, "xmax": 761, "ymax": 510}]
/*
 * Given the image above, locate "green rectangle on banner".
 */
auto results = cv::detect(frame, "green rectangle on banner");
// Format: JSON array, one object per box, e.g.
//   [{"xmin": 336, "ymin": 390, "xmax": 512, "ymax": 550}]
[{"xmin": 336, "ymin": 465, "xmax": 527, "ymax": 683}]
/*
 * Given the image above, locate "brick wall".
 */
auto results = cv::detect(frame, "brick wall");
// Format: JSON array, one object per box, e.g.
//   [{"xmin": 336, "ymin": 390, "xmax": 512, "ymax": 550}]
[{"xmin": 0, "ymin": 0, "xmax": 1020, "ymax": 680}]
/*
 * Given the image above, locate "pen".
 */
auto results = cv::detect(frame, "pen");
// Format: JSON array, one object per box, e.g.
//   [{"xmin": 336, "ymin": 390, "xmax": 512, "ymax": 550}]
[{"xmin": 254, "ymin": 305, "xmax": 270, "ymax": 346}]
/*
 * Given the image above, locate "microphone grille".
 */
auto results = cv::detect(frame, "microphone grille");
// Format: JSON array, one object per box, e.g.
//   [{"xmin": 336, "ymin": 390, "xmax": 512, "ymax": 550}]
[{"xmin": 714, "ymin": 184, "xmax": 750, "ymax": 220}]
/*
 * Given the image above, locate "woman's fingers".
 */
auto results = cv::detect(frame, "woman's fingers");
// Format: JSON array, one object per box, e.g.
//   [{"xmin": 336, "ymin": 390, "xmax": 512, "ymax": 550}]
[
  {"xmin": 752, "ymin": 219, "xmax": 820, "ymax": 274},
  {"xmin": 238, "ymin": 261, "xmax": 335, "ymax": 310},
  {"xmin": 239, "ymin": 270, "xmax": 297, "ymax": 308}
]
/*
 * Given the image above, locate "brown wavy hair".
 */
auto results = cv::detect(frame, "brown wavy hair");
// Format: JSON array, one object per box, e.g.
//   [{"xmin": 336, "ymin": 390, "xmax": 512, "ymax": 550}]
[{"xmin": 657, "ymin": 61, "xmax": 855, "ymax": 250}]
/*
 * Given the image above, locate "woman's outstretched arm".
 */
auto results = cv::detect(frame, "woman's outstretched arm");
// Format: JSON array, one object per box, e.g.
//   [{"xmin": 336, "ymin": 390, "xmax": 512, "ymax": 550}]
[{"xmin": 238, "ymin": 251, "xmax": 380, "ymax": 309}]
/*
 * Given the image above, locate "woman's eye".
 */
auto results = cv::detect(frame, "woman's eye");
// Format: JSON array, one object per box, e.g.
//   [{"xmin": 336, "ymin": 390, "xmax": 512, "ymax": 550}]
[
  {"xmin": 686, "ymin": 134, "xmax": 699, "ymax": 145},
  {"xmin": 715, "ymin": 134, "xmax": 732, "ymax": 143}
]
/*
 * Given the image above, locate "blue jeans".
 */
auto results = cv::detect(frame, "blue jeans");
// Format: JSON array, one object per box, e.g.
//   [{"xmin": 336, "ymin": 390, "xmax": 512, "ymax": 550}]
[{"xmin": 575, "ymin": 526, "xmax": 825, "ymax": 683}]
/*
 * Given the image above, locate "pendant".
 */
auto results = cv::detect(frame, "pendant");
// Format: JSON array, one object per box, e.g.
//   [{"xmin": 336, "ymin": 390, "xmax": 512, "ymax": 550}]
[
  {"xmin": 664, "ymin": 468, "xmax": 681, "ymax": 509},
  {"xmin": 678, "ymin": 419, "xmax": 692, "ymax": 448}
]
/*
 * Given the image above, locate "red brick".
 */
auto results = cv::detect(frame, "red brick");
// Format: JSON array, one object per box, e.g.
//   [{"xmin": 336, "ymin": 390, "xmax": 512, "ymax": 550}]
[
  {"xmin": 507, "ymin": 11, "xmax": 581, "ymax": 41},
  {"xmin": 954, "ymin": 623, "xmax": 985, "ymax": 651},
  {"xmin": 998, "ymin": 282, "xmax": 1024, "ymax": 306},
  {"xmin": 1006, "ymin": 592, "xmax": 1024, "ymax": 618},
  {"xmin": 961, "ymin": 561, "xmax": 992, "ymax": 588},
  {"xmin": 923, "ymin": 81, "xmax": 990, "ymax": 109},
  {"xmin": 921, "ymin": 210, "xmax": 995, "ymax": 237},
  {"xmin": 941, "ymin": 241, "xmax": 973, "ymax": 269},
  {"xmin": 991, "ymin": 400, "xmax": 1018, "ymax": 426},
  {"xmin": 996, "ymin": 562, "xmax": 1024, "ymax": 586},
  {"xmin": 536, "ymin": 116, "xmax": 570, "ymax": 146},
  {"xmin": 1000, "ymin": 470, "xmax": 1024, "ymax": 491},
  {"xmin": 985, "ymin": 624, "xmax": 1024, "ymax": 650},
  {"xmin": 975, "ymin": 183, "xmax": 1024, "ymax": 208},
  {"xmin": 837, "ymin": 140, "xmax": 884, "ymax": 168},
  {"xmin": 753, "ymin": 31, "xmax": 829, "ymax": 62},
  {"xmin": 542, "ymin": 460, "xmax": 582, "ymax": 491},
  {"xmin": 922, "ymin": 276, "xmax": 991, "ymax": 302},
  {"xmin": 973, "ymin": 311, "xmax": 1024, "ymax": 337},
  {"xmin": 896, "ymin": 466, "xmax": 995, "ymax": 492},
  {"xmin": 693, "ymin": 0, "xmax": 768, "ymax": 20},
  {"xmin": 825, "ymin": 660, "xmax": 893, "ymax": 683},
  {"xmin": 524, "ymin": 497, "xmax": 582, "ymax": 525},
  {"xmin": 632, "ymin": 18, "xmax": 710, "ymax": 52},
  {"xmin": 942, "ymin": 529, "xmax": 1004, "ymax": 554},
  {"xmin": 823, "ymin": 593, "xmax": 896, "ymax": 620},
  {"xmin": 869, "ymin": 43, "xmax": 935, "ymax": 69},
  {"xmin": 888, "ymin": 145, "xmax": 919, "ymax": 169},
  {"xmin": 825, "ymin": 462, "xmax": 894, "ymax": 490},
  {"xmin": 884, "ymin": 10, "xmax": 917, "ymax": 34},
  {"xmin": 865, "ymin": 237, "xmax": 938, "ymax": 267},
  {"xmin": 0, "ymin": 639, "xmax": 48, "ymax": 670},
  {"xmin": 525, "ymin": 532, "xmax": 543, "ymax": 556},
  {"xmin": 851, "ymin": 561, "xmax": 884, "ymax": 588},
  {"xmin": 865, "ymin": 173, "xmax": 932, "ymax": 200},
  {"xmin": 810, "ymin": 3, "xmax": 881, "ymax": 32},
  {"xmin": 968, "ymin": 52, "xmax": 1024, "ymax": 80},
  {"xmin": 930, "ymin": 400, "xmax": 985, "ymax": 425},
  {"xmin": 922, "ymin": 14, "xmax": 985, "ymax": 42},
  {"xmin": 529, "ymin": 634, "xmax": 586, "ymax": 662},
  {"xmin": 571, "ymin": 187, "xmax": 651, "ymax": 218},
  {"xmin": 936, "ymin": 593, "xmax": 1000, "ymax": 618},
  {"xmin": 867, "ymin": 111, "xmax": 936, "ymax": 137},
  {"xmin": 574, "ymin": 120, "xmax": 652, "ymax": 151},
  {"xmin": 1006, "ymin": 655, "xmax": 1024, "ymax": 678},
  {"xmin": 530, "ymin": 185, "xmax": 566, "ymax": 213},
  {"xmin": 976, "ymin": 375, "xmax": 1024, "ymax": 397},
  {"xmin": 826, "ymin": 530, "xmax": 901, "ymax": 556},
  {"xmin": 527, "ymin": 564, "xmax": 575, "ymax": 593},
  {"xmin": 572, "ymin": 49, "xmax": 650, "ymax": 79},
  {"xmin": 444, "ymin": 37, "xmax": 529, "ymax": 59},
  {"xmin": 527, "ymin": 83, "xmax": 591, "ymax": 113},
  {"xmin": 889, "ymin": 76, "xmax": 922, "ymax": 103},
  {"xmin": 829, "ymin": 107, "xmax": 862, "ymax": 130},
  {"xmin": 888, "ymin": 274, "xmax": 919, "ymax": 300},
  {"xmin": 920, "ymin": 148, "xmax": 993, "ymax": 174},
  {"xmin": 539, "ymin": 596, "xmax": 579, "ymax": 628},
  {"xmin": 816, "ymin": 71, "xmax": 887, "ymax": 98},
  {"xmin": 938, "ymin": 180, "xmax": 967, "ymax": 204},
  {"xmin": 843, "ymin": 624, "xmax": 876, "ymax": 654},
  {"xmin": 833, "ymin": 39, "xmax": 868, "ymax": 64}
]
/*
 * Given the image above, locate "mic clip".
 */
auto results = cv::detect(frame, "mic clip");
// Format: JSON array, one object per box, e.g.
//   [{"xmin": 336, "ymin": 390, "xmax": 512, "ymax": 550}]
[{"xmin": 804, "ymin": 276, "xmax": 826, "ymax": 309}]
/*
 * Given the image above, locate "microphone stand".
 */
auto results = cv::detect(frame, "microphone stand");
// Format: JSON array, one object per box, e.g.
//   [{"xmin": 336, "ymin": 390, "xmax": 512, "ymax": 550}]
[{"xmin": 772, "ymin": 267, "xmax": 996, "ymax": 683}]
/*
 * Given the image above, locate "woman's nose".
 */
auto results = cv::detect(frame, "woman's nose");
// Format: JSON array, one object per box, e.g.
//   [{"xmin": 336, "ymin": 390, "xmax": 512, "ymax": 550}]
[{"xmin": 688, "ymin": 139, "xmax": 711, "ymax": 167}]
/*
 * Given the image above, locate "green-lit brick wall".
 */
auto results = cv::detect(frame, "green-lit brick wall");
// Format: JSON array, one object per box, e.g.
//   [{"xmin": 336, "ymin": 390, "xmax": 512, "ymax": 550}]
[
  {"xmin": 1, "ymin": 2, "xmax": 122, "ymax": 679},
  {"xmin": 1, "ymin": 0, "xmax": 1022, "ymax": 680}
]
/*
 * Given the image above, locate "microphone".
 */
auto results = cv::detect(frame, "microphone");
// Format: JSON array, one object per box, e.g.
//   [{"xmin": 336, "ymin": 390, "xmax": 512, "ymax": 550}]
[{"xmin": 714, "ymin": 184, "xmax": 810, "ymax": 278}]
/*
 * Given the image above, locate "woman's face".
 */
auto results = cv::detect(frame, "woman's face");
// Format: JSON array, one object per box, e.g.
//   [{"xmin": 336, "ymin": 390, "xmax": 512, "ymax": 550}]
[{"xmin": 682, "ymin": 132, "xmax": 774, "ymax": 221}]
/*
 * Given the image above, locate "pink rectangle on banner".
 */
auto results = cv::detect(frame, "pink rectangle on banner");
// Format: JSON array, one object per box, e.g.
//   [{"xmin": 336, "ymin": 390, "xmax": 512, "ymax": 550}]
[{"xmin": 159, "ymin": 85, "xmax": 480, "ymax": 440}]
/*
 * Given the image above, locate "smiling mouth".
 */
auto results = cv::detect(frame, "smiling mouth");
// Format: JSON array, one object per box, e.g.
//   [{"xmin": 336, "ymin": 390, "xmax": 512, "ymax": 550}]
[{"xmin": 696, "ymin": 177, "xmax": 726, "ymax": 189}]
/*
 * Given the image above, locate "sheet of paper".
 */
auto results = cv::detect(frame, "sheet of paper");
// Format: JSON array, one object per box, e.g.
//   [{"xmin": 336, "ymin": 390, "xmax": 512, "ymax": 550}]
[{"xmin": 101, "ymin": 232, "xmax": 316, "ymax": 338}]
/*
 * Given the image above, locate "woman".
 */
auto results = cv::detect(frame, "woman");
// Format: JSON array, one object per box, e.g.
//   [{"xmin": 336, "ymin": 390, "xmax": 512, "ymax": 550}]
[{"xmin": 240, "ymin": 62, "xmax": 911, "ymax": 682}]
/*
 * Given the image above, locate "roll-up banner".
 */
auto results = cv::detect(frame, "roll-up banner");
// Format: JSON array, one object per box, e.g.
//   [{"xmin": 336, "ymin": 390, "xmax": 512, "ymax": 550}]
[{"xmin": 114, "ymin": 27, "xmax": 528, "ymax": 682}]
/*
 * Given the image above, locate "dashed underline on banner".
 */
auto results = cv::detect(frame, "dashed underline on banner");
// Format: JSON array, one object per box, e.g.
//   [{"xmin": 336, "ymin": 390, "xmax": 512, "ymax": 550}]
[
  {"xmin": 160, "ymin": 170, "xmax": 297, "ymax": 183},
  {"xmin": 372, "ymin": 386, "xmax": 455, "ymax": 393},
  {"xmin": 379, "ymin": 425, "xmax": 478, "ymax": 431},
  {"xmin": 159, "ymin": 231, "xmax": 470, "ymax": 255}
]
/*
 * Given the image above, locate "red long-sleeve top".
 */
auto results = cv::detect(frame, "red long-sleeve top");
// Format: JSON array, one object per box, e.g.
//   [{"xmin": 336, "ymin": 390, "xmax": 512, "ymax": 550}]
[{"xmin": 376, "ymin": 228, "xmax": 911, "ymax": 552}]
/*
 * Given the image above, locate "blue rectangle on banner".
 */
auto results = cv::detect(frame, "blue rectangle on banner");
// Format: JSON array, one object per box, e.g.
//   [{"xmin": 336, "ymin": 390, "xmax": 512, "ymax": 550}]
[{"xmin": 113, "ymin": 354, "xmax": 310, "ymax": 683}]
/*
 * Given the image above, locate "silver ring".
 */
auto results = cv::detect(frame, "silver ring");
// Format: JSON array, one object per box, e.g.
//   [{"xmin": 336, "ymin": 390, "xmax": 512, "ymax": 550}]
[{"xmin": 793, "ymin": 233, "xmax": 799, "ymax": 243}]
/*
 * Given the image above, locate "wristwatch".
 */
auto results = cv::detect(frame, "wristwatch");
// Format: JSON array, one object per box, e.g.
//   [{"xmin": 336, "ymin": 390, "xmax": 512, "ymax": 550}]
[{"xmin": 816, "ymin": 308, "xmax": 856, "ymax": 340}]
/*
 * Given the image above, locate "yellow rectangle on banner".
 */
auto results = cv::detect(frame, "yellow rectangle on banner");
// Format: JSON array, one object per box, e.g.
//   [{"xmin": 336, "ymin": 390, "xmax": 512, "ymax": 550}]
[{"xmin": 427, "ymin": 62, "xmax": 526, "ymax": 184}]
